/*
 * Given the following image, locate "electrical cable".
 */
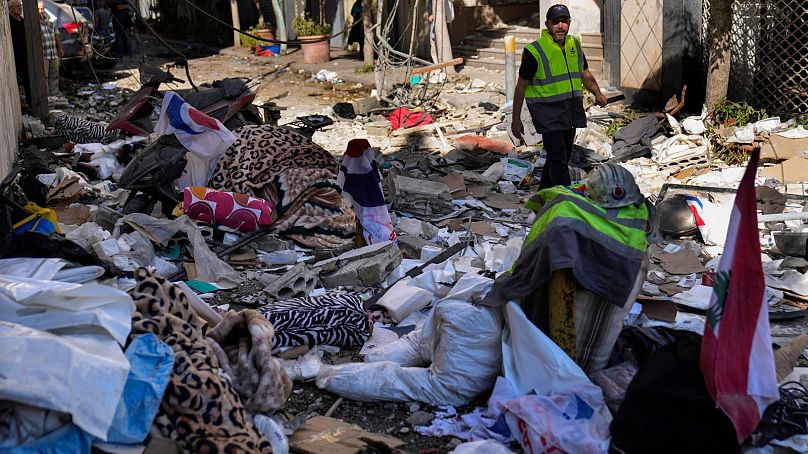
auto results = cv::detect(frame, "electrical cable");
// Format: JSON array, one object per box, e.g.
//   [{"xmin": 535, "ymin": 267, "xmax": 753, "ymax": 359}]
[
  {"xmin": 179, "ymin": 0, "xmax": 362, "ymax": 45},
  {"xmin": 122, "ymin": 0, "xmax": 197, "ymax": 90},
  {"xmin": 65, "ymin": 2, "xmax": 114, "ymax": 110}
]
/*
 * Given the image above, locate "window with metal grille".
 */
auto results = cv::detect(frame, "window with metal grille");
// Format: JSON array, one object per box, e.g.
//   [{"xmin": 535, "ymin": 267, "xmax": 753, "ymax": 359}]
[{"xmin": 702, "ymin": 0, "xmax": 807, "ymax": 115}]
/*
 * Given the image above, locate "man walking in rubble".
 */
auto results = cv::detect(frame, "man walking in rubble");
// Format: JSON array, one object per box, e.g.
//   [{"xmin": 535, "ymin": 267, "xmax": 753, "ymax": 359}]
[
  {"xmin": 39, "ymin": 1, "xmax": 64, "ymax": 97},
  {"xmin": 511, "ymin": 4, "xmax": 608, "ymax": 189}
]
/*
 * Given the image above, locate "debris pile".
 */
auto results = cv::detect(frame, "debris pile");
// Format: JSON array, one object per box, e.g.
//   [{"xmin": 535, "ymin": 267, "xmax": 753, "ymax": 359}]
[{"xmin": 5, "ymin": 42, "xmax": 808, "ymax": 454}]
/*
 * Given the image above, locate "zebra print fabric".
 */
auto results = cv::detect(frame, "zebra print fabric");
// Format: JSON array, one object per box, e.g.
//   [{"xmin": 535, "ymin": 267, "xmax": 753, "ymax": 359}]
[
  {"xmin": 54, "ymin": 113, "xmax": 118, "ymax": 144},
  {"xmin": 258, "ymin": 290, "xmax": 372, "ymax": 350}
]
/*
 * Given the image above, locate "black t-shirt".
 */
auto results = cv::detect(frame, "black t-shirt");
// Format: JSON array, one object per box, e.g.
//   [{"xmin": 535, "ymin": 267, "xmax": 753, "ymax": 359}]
[{"xmin": 518, "ymin": 43, "xmax": 588, "ymax": 80}]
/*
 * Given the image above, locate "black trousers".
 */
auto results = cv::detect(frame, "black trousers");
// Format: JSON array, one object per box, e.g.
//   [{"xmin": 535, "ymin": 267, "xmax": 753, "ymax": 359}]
[
  {"xmin": 16, "ymin": 64, "xmax": 31, "ymax": 107},
  {"xmin": 538, "ymin": 128, "xmax": 575, "ymax": 190}
]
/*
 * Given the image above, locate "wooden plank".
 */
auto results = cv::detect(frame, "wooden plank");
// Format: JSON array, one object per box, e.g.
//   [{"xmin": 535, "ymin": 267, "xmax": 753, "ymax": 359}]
[
  {"xmin": 411, "ymin": 57, "xmax": 464, "ymax": 75},
  {"xmin": 23, "ymin": 0, "xmax": 47, "ymax": 119},
  {"xmin": 230, "ymin": 0, "xmax": 240, "ymax": 47}
]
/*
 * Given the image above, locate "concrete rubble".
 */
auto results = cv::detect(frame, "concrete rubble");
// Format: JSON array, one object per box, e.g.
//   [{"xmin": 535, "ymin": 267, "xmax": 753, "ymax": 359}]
[
  {"xmin": 5, "ymin": 18, "xmax": 808, "ymax": 454},
  {"xmin": 315, "ymin": 241, "xmax": 403, "ymax": 288}
]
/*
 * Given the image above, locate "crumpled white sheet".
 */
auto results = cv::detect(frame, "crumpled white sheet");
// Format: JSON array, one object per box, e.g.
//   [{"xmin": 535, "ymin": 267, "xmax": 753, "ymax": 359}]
[
  {"xmin": 415, "ymin": 377, "xmax": 517, "ymax": 444},
  {"xmin": 74, "ymin": 136, "xmax": 147, "ymax": 181}
]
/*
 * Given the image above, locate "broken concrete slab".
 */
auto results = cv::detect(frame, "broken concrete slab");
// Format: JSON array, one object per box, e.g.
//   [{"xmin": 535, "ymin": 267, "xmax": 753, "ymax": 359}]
[
  {"xmin": 315, "ymin": 241, "xmax": 403, "ymax": 288},
  {"xmin": 262, "ymin": 263, "xmax": 319, "ymax": 301},
  {"xmin": 398, "ymin": 235, "xmax": 445, "ymax": 260},
  {"xmin": 365, "ymin": 120, "xmax": 392, "ymax": 137},
  {"xmin": 253, "ymin": 235, "xmax": 295, "ymax": 253},
  {"xmin": 350, "ymin": 97, "xmax": 382, "ymax": 116},
  {"xmin": 386, "ymin": 174, "xmax": 453, "ymax": 216},
  {"xmin": 314, "ymin": 241, "xmax": 395, "ymax": 270}
]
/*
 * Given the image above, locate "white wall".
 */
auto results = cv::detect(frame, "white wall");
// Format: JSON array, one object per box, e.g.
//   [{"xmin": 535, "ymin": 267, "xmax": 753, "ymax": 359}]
[
  {"xmin": 0, "ymin": 0, "xmax": 22, "ymax": 179},
  {"xmin": 538, "ymin": 0, "xmax": 602, "ymax": 35}
]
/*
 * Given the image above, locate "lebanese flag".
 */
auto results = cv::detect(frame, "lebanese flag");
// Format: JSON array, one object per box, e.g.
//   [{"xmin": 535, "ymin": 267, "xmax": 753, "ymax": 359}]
[
  {"xmin": 700, "ymin": 148, "xmax": 779, "ymax": 443},
  {"xmin": 154, "ymin": 91, "xmax": 236, "ymax": 188}
]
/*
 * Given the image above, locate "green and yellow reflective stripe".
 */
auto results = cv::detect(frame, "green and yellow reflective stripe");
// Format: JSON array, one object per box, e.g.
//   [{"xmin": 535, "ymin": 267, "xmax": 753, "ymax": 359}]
[
  {"xmin": 534, "ymin": 194, "xmax": 649, "ymax": 230},
  {"xmin": 525, "ymin": 41, "xmax": 548, "ymax": 80},
  {"xmin": 525, "ymin": 201, "xmax": 649, "ymax": 251},
  {"xmin": 572, "ymin": 36, "xmax": 584, "ymax": 71},
  {"xmin": 526, "ymin": 186, "xmax": 649, "ymax": 221},
  {"xmin": 525, "ymin": 91, "xmax": 583, "ymax": 103},
  {"xmin": 529, "ymin": 72, "xmax": 583, "ymax": 86}
]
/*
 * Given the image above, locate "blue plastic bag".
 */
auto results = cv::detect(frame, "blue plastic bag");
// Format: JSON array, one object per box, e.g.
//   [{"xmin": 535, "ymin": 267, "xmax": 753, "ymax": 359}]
[{"xmin": 106, "ymin": 333, "xmax": 174, "ymax": 444}]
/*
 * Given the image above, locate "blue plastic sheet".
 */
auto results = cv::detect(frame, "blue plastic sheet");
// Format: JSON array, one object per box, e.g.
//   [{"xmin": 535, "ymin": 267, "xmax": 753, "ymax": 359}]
[{"xmin": 106, "ymin": 333, "xmax": 174, "ymax": 444}]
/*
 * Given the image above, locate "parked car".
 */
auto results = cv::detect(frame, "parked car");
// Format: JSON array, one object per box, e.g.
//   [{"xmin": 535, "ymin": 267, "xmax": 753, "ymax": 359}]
[{"xmin": 42, "ymin": 0, "xmax": 93, "ymax": 70}]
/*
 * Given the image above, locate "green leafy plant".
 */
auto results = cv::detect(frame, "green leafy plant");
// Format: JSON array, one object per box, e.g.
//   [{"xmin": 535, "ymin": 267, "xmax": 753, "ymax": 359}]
[
  {"xmin": 354, "ymin": 64, "xmax": 375, "ymax": 73},
  {"xmin": 604, "ymin": 111, "xmax": 639, "ymax": 139},
  {"xmin": 710, "ymin": 100, "xmax": 768, "ymax": 127},
  {"xmin": 292, "ymin": 14, "xmax": 331, "ymax": 37},
  {"xmin": 241, "ymin": 25, "xmax": 272, "ymax": 49}
]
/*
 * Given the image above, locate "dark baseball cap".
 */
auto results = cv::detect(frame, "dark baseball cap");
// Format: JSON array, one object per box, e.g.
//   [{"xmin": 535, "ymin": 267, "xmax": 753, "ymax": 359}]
[{"xmin": 546, "ymin": 4, "xmax": 571, "ymax": 21}]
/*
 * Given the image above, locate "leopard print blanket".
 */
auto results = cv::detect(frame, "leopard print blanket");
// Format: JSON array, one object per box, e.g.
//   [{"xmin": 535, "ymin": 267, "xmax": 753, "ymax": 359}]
[
  {"xmin": 128, "ymin": 268, "xmax": 271, "ymax": 453},
  {"xmin": 206, "ymin": 309, "xmax": 293, "ymax": 413},
  {"xmin": 210, "ymin": 125, "xmax": 356, "ymax": 248}
]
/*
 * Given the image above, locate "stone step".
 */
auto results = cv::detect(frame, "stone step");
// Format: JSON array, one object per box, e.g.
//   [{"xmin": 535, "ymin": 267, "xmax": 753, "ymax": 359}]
[
  {"xmin": 581, "ymin": 32, "xmax": 603, "ymax": 46},
  {"xmin": 459, "ymin": 39, "xmax": 604, "ymax": 58},
  {"xmin": 456, "ymin": 49, "xmax": 605, "ymax": 73},
  {"xmin": 477, "ymin": 26, "xmax": 542, "ymax": 42},
  {"xmin": 475, "ymin": 26, "xmax": 604, "ymax": 45}
]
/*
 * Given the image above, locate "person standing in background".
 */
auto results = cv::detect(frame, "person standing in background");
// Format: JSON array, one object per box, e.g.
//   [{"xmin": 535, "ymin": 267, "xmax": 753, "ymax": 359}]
[
  {"xmin": 38, "ymin": 1, "xmax": 64, "ymax": 97},
  {"xmin": 94, "ymin": 1, "xmax": 112, "ymax": 40},
  {"xmin": 8, "ymin": 0, "xmax": 31, "ymax": 109},
  {"xmin": 112, "ymin": 1, "xmax": 132, "ymax": 59}
]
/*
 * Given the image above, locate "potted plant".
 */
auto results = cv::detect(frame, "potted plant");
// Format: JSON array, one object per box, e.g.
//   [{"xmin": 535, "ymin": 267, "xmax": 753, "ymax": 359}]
[
  {"xmin": 241, "ymin": 24, "xmax": 275, "ymax": 51},
  {"xmin": 253, "ymin": 22, "xmax": 275, "ymax": 42},
  {"xmin": 292, "ymin": 14, "xmax": 331, "ymax": 64}
]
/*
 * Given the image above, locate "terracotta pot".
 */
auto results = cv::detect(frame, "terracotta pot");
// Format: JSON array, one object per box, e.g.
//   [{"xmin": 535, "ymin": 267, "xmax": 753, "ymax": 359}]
[
  {"xmin": 299, "ymin": 35, "xmax": 330, "ymax": 64},
  {"xmin": 254, "ymin": 28, "xmax": 275, "ymax": 42}
]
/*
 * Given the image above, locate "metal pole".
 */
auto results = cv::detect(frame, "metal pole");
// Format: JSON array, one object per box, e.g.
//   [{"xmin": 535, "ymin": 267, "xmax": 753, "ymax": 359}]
[
  {"xmin": 271, "ymin": 0, "xmax": 287, "ymax": 55},
  {"xmin": 504, "ymin": 35, "xmax": 516, "ymax": 102}
]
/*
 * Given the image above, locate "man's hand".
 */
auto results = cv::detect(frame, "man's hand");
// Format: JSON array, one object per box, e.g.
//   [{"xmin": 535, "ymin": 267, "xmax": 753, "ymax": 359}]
[
  {"xmin": 58, "ymin": 47, "xmax": 64, "ymax": 59},
  {"xmin": 511, "ymin": 119, "xmax": 524, "ymax": 141},
  {"xmin": 428, "ymin": 14, "xmax": 434, "ymax": 22},
  {"xmin": 595, "ymin": 92, "xmax": 608, "ymax": 107}
]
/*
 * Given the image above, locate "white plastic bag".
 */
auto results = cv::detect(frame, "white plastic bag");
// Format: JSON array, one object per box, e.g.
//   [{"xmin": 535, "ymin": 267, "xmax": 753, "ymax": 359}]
[
  {"xmin": 453, "ymin": 440, "xmax": 516, "ymax": 454},
  {"xmin": 0, "ymin": 322, "xmax": 129, "ymax": 440},
  {"xmin": 121, "ymin": 214, "xmax": 239, "ymax": 285},
  {"xmin": 502, "ymin": 301, "xmax": 601, "ymax": 398},
  {"xmin": 503, "ymin": 392, "xmax": 610, "ymax": 454},
  {"xmin": 0, "ymin": 275, "xmax": 135, "ymax": 345},
  {"xmin": 317, "ymin": 274, "xmax": 502, "ymax": 405}
]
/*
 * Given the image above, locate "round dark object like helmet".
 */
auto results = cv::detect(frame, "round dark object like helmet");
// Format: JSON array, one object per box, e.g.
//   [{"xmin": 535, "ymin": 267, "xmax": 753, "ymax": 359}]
[{"xmin": 656, "ymin": 195, "xmax": 698, "ymax": 237}]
